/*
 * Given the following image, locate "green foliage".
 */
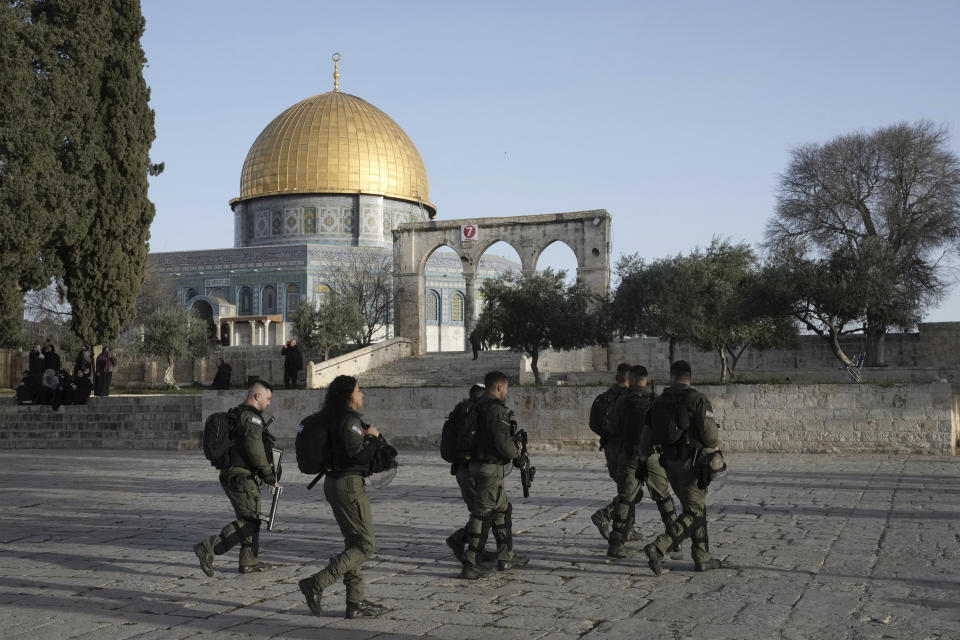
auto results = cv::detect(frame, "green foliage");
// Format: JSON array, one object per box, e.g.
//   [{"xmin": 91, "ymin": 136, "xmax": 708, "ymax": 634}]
[
  {"xmin": 612, "ymin": 253, "xmax": 703, "ymax": 361},
  {"xmin": 688, "ymin": 239, "xmax": 798, "ymax": 381},
  {"xmin": 767, "ymin": 121, "xmax": 960, "ymax": 363},
  {"xmin": 292, "ymin": 297, "xmax": 364, "ymax": 360},
  {"xmin": 139, "ymin": 307, "xmax": 210, "ymax": 388},
  {"xmin": 0, "ymin": 3, "xmax": 64, "ymax": 343},
  {"xmin": 0, "ymin": 1, "xmax": 162, "ymax": 347},
  {"xmin": 475, "ymin": 269, "xmax": 606, "ymax": 384},
  {"xmin": 614, "ymin": 240, "xmax": 797, "ymax": 379},
  {"xmin": 140, "ymin": 307, "xmax": 211, "ymax": 361},
  {"xmin": 750, "ymin": 244, "xmax": 867, "ymax": 367}
]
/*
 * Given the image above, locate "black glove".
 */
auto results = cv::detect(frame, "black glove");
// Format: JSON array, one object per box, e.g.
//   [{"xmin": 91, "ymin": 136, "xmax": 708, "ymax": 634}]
[
  {"xmin": 262, "ymin": 473, "xmax": 277, "ymax": 486},
  {"xmin": 636, "ymin": 455, "xmax": 649, "ymax": 484}
]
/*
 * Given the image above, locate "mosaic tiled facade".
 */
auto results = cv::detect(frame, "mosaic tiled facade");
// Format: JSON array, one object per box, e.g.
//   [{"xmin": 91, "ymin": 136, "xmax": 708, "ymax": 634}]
[{"xmin": 150, "ymin": 240, "xmax": 517, "ymax": 347}]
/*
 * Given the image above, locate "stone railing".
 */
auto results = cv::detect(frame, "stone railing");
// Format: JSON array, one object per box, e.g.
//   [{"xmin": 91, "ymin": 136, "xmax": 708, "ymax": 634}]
[{"xmin": 305, "ymin": 337, "xmax": 413, "ymax": 389}]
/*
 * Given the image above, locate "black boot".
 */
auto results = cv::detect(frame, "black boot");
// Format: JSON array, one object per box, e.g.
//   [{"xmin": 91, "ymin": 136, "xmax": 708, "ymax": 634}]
[
  {"xmin": 193, "ymin": 542, "xmax": 214, "ymax": 577},
  {"xmin": 345, "ymin": 600, "xmax": 390, "ymax": 619},
  {"xmin": 298, "ymin": 577, "xmax": 323, "ymax": 616}
]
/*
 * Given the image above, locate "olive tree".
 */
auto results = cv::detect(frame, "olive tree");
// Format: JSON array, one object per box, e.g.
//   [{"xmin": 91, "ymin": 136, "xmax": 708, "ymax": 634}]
[{"xmin": 139, "ymin": 307, "xmax": 210, "ymax": 389}]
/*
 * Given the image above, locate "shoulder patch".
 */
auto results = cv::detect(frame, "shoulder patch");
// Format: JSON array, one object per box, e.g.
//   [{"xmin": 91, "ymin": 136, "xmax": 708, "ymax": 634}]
[
  {"xmin": 250, "ymin": 415, "xmax": 263, "ymax": 426},
  {"xmin": 351, "ymin": 424, "xmax": 363, "ymax": 435}
]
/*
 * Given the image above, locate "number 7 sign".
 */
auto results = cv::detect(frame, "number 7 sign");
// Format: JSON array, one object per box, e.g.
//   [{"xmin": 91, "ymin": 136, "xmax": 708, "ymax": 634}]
[{"xmin": 460, "ymin": 224, "xmax": 478, "ymax": 242}]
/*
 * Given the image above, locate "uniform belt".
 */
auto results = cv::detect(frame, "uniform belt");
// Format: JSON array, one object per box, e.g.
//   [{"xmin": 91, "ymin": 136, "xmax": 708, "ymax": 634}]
[{"xmin": 327, "ymin": 470, "xmax": 363, "ymax": 479}]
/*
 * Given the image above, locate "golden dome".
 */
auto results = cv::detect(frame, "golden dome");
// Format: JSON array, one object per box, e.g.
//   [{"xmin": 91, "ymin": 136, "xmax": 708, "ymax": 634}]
[{"xmin": 237, "ymin": 91, "xmax": 434, "ymax": 214}]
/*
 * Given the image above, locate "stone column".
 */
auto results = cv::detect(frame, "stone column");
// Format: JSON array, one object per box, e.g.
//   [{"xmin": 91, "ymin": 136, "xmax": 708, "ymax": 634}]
[
  {"xmin": 248, "ymin": 321, "xmax": 257, "ymax": 346},
  {"xmin": 228, "ymin": 321, "xmax": 235, "ymax": 347},
  {"xmin": 463, "ymin": 270, "xmax": 476, "ymax": 352},
  {"xmin": 263, "ymin": 319, "xmax": 272, "ymax": 346},
  {"xmin": 393, "ymin": 271, "xmax": 425, "ymax": 355}
]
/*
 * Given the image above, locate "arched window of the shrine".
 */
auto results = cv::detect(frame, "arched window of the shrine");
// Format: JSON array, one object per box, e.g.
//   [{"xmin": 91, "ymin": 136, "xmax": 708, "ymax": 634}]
[
  {"xmin": 285, "ymin": 284, "xmax": 300, "ymax": 320},
  {"xmin": 262, "ymin": 285, "xmax": 277, "ymax": 314},
  {"xmin": 314, "ymin": 283, "xmax": 331, "ymax": 306},
  {"xmin": 184, "ymin": 288, "xmax": 199, "ymax": 303},
  {"xmin": 452, "ymin": 292, "xmax": 464, "ymax": 323},
  {"xmin": 426, "ymin": 290, "xmax": 441, "ymax": 323},
  {"xmin": 239, "ymin": 286, "xmax": 253, "ymax": 315}
]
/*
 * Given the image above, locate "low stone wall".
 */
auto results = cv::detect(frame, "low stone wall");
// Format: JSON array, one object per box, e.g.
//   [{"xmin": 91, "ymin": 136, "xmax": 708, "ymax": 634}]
[
  {"xmin": 606, "ymin": 322, "xmax": 960, "ymax": 379},
  {"xmin": 0, "ymin": 396, "xmax": 203, "ymax": 450},
  {"xmin": 205, "ymin": 383, "xmax": 958, "ymax": 455},
  {"xmin": 3, "ymin": 384, "xmax": 957, "ymax": 455}
]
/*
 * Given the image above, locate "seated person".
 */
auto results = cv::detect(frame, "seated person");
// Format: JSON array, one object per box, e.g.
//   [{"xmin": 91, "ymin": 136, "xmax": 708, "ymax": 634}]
[
  {"xmin": 35, "ymin": 369, "xmax": 59, "ymax": 405},
  {"xmin": 15, "ymin": 371, "xmax": 40, "ymax": 405},
  {"xmin": 52, "ymin": 369, "xmax": 76, "ymax": 409}
]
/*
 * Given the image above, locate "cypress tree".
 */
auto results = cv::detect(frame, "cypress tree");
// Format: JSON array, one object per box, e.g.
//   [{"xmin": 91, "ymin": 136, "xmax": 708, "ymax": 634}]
[
  {"xmin": 0, "ymin": 1, "xmax": 161, "ymax": 346},
  {"xmin": 53, "ymin": 0, "xmax": 162, "ymax": 345},
  {"xmin": 0, "ymin": 3, "xmax": 64, "ymax": 344}
]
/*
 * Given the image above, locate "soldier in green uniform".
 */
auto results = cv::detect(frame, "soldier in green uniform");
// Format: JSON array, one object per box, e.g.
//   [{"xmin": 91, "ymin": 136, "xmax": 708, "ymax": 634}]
[
  {"xmin": 590, "ymin": 363, "xmax": 634, "ymax": 541},
  {"xmin": 643, "ymin": 360, "xmax": 722, "ymax": 575},
  {"xmin": 460, "ymin": 371, "xmax": 529, "ymax": 579},
  {"xmin": 607, "ymin": 365, "xmax": 680, "ymax": 557},
  {"xmin": 445, "ymin": 384, "xmax": 498, "ymax": 563},
  {"xmin": 194, "ymin": 380, "xmax": 278, "ymax": 576},
  {"xmin": 298, "ymin": 375, "xmax": 392, "ymax": 619}
]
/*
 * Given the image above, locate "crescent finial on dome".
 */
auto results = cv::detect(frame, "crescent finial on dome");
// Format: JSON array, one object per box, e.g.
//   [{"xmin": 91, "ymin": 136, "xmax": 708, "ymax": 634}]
[{"xmin": 332, "ymin": 52, "xmax": 341, "ymax": 92}]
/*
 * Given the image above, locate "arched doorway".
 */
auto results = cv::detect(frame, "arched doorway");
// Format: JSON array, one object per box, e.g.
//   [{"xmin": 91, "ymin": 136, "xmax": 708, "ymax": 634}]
[{"xmin": 191, "ymin": 299, "xmax": 218, "ymax": 342}]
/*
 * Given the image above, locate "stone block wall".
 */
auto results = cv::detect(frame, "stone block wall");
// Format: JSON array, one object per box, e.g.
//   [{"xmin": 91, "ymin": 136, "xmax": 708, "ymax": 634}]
[
  {"xmin": 206, "ymin": 384, "xmax": 958, "ymax": 456},
  {"xmin": 917, "ymin": 322, "xmax": 960, "ymax": 368},
  {"xmin": 3, "ymin": 384, "xmax": 957, "ymax": 455},
  {"xmin": 0, "ymin": 396, "xmax": 203, "ymax": 450}
]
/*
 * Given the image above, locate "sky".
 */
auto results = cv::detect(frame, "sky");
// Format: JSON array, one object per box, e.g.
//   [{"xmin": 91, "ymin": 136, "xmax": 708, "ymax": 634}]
[{"xmin": 140, "ymin": 0, "xmax": 960, "ymax": 322}]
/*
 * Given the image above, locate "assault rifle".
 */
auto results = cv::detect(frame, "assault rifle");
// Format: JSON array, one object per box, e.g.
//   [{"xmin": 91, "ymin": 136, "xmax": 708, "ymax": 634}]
[
  {"xmin": 262, "ymin": 447, "xmax": 283, "ymax": 531},
  {"xmin": 515, "ymin": 428, "xmax": 536, "ymax": 498}
]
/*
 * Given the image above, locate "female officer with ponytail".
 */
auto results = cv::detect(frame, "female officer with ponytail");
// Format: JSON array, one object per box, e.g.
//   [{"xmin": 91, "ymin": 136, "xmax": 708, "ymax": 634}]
[{"xmin": 298, "ymin": 375, "xmax": 392, "ymax": 620}]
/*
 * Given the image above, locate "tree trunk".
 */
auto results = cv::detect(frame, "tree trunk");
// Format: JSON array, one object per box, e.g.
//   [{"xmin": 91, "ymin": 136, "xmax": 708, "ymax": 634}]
[
  {"xmin": 163, "ymin": 354, "xmax": 179, "ymax": 390},
  {"xmin": 530, "ymin": 349, "xmax": 541, "ymax": 386},
  {"xmin": 728, "ymin": 345, "xmax": 748, "ymax": 383},
  {"xmin": 717, "ymin": 345, "xmax": 730, "ymax": 382},
  {"xmin": 668, "ymin": 336, "xmax": 677, "ymax": 365},
  {"xmin": 865, "ymin": 325, "xmax": 887, "ymax": 366},
  {"xmin": 828, "ymin": 330, "xmax": 853, "ymax": 367}
]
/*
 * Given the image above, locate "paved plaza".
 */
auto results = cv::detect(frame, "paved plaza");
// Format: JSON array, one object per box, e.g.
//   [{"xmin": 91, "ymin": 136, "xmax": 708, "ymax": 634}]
[{"xmin": 0, "ymin": 450, "xmax": 957, "ymax": 640}]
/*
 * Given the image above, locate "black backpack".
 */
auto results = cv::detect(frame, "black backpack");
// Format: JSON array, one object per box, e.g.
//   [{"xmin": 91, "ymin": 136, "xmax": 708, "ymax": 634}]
[
  {"xmin": 589, "ymin": 388, "xmax": 625, "ymax": 438},
  {"xmin": 295, "ymin": 412, "xmax": 332, "ymax": 475},
  {"xmin": 648, "ymin": 388, "xmax": 693, "ymax": 446},
  {"xmin": 440, "ymin": 399, "xmax": 479, "ymax": 463},
  {"xmin": 202, "ymin": 407, "xmax": 241, "ymax": 469}
]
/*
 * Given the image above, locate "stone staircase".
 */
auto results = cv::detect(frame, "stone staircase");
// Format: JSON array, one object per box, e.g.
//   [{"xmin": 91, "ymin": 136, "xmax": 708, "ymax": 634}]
[{"xmin": 358, "ymin": 350, "xmax": 524, "ymax": 388}]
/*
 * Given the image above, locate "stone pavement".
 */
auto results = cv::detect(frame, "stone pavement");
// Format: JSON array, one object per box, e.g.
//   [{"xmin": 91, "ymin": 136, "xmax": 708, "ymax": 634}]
[{"xmin": 0, "ymin": 451, "xmax": 958, "ymax": 640}]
